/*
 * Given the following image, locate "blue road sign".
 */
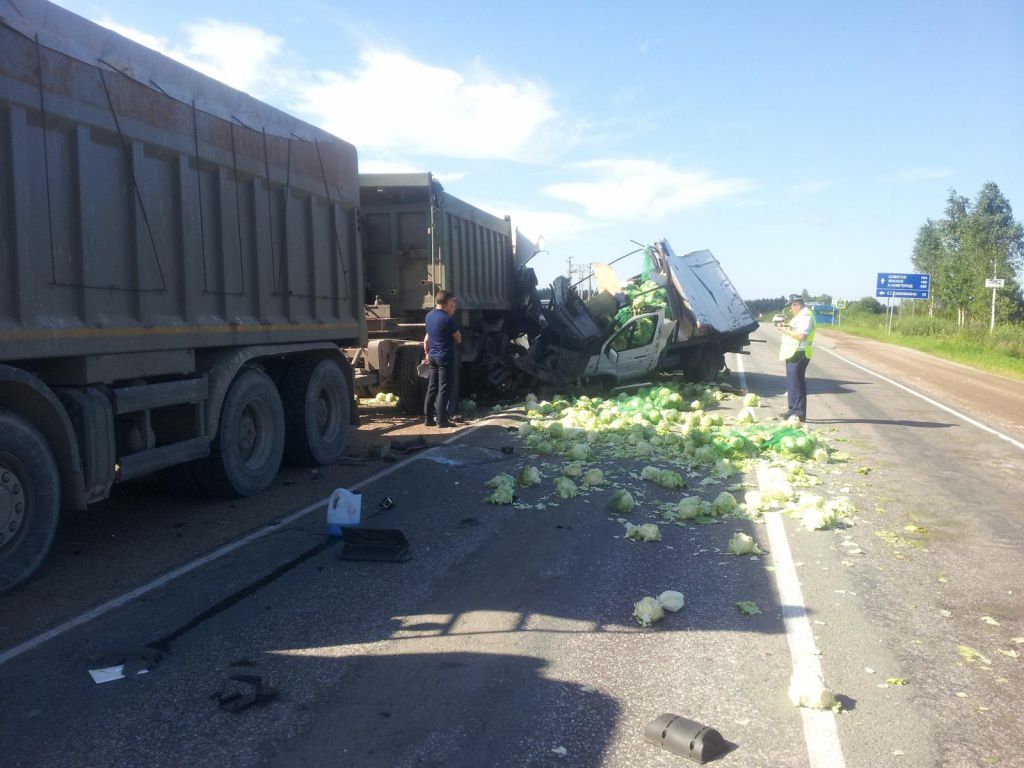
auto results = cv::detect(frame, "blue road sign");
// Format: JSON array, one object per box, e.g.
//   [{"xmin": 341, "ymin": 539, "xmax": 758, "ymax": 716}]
[{"xmin": 876, "ymin": 272, "xmax": 930, "ymax": 299}]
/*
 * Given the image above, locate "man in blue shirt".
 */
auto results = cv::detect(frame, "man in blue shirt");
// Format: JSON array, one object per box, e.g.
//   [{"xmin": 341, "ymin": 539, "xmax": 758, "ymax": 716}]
[{"xmin": 423, "ymin": 290, "xmax": 462, "ymax": 427}]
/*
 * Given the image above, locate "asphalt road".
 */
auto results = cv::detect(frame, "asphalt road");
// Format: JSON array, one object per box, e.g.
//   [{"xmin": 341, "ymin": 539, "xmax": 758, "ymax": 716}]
[{"xmin": 1, "ymin": 327, "xmax": 1022, "ymax": 767}]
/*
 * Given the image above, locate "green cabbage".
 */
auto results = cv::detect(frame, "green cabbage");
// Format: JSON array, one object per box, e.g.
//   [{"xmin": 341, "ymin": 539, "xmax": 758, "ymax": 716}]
[
  {"xmin": 657, "ymin": 590, "xmax": 685, "ymax": 612},
  {"xmin": 610, "ymin": 489, "xmax": 635, "ymax": 513},
  {"xmin": 742, "ymin": 393, "xmax": 760, "ymax": 407},
  {"xmin": 735, "ymin": 600, "xmax": 761, "ymax": 616},
  {"xmin": 517, "ymin": 466, "xmax": 542, "ymax": 487},
  {"xmin": 675, "ymin": 496, "xmax": 706, "ymax": 520},
  {"xmin": 555, "ymin": 477, "xmax": 578, "ymax": 499},
  {"xmin": 582, "ymin": 468, "xmax": 605, "ymax": 486},
  {"xmin": 712, "ymin": 492, "xmax": 738, "ymax": 516},
  {"xmin": 633, "ymin": 596, "xmax": 665, "ymax": 627},
  {"xmin": 562, "ymin": 462, "xmax": 583, "ymax": 478},
  {"xmin": 727, "ymin": 532, "xmax": 764, "ymax": 555},
  {"xmin": 640, "ymin": 466, "xmax": 685, "ymax": 489},
  {"xmin": 485, "ymin": 473, "xmax": 515, "ymax": 489},
  {"xmin": 486, "ymin": 484, "xmax": 514, "ymax": 505},
  {"xmin": 624, "ymin": 522, "xmax": 662, "ymax": 542}
]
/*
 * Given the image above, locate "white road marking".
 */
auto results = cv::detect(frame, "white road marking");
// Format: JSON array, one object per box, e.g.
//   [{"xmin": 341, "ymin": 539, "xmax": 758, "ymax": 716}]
[
  {"xmin": 736, "ymin": 351, "xmax": 846, "ymax": 767},
  {"xmin": 0, "ymin": 418, "xmax": 499, "ymax": 668},
  {"xmin": 817, "ymin": 345, "xmax": 1024, "ymax": 452}
]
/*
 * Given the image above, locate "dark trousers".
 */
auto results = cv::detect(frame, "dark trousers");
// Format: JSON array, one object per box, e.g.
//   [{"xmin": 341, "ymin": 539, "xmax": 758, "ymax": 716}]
[
  {"xmin": 785, "ymin": 352, "xmax": 810, "ymax": 419},
  {"xmin": 424, "ymin": 355, "xmax": 452, "ymax": 424}
]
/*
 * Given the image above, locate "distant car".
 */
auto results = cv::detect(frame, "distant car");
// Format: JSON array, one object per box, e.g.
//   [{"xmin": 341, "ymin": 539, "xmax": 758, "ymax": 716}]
[{"xmin": 772, "ymin": 314, "xmax": 786, "ymax": 324}]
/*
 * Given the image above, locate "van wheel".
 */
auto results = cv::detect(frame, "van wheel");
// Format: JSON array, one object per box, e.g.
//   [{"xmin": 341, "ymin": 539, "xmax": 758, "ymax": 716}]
[
  {"xmin": 194, "ymin": 368, "xmax": 285, "ymax": 497},
  {"xmin": 0, "ymin": 410, "xmax": 60, "ymax": 593},
  {"xmin": 685, "ymin": 347, "xmax": 725, "ymax": 382},
  {"xmin": 282, "ymin": 358, "xmax": 351, "ymax": 466}
]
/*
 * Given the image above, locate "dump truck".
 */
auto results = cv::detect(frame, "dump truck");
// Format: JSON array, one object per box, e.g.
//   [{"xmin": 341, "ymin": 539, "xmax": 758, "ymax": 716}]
[
  {"xmin": 0, "ymin": 0, "xmax": 365, "ymax": 590},
  {"xmin": 516, "ymin": 240, "xmax": 758, "ymax": 388},
  {"xmin": 350, "ymin": 173, "xmax": 542, "ymax": 414}
]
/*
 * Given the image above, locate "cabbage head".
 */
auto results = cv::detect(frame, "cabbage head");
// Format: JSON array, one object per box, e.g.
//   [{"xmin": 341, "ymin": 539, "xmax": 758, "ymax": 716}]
[
  {"xmin": 555, "ymin": 477, "xmax": 578, "ymax": 499},
  {"xmin": 657, "ymin": 590, "xmax": 685, "ymax": 612},
  {"xmin": 486, "ymin": 484, "xmax": 514, "ymax": 505},
  {"xmin": 624, "ymin": 522, "xmax": 662, "ymax": 542},
  {"xmin": 582, "ymin": 468, "xmax": 605, "ymax": 487},
  {"xmin": 517, "ymin": 466, "xmax": 541, "ymax": 487},
  {"xmin": 609, "ymin": 489, "xmax": 635, "ymax": 514},
  {"xmin": 633, "ymin": 596, "xmax": 665, "ymax": 627},
  {"xmin": 712, "ymin": 491, "xmax": 738, "ymax": 516},
  {"xmin": 727, "ymin": 531, "xmax": 764, "ymax": 556},
  {"xmin": 485, "ymin": 473, "xmax": 515, "ymax": 489}
]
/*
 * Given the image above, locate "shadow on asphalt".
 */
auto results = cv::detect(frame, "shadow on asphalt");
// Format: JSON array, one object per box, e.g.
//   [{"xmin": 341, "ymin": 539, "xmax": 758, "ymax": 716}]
[
  {"xmin": 810, "ymin": 418, "xmax": 955, "ymax": 429},
  {"xmin": 740, "ymin": 371, "xmax": 872, "ymax": 399}
]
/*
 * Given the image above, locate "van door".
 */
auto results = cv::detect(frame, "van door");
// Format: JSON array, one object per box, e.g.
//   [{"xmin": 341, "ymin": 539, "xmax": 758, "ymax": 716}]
[{"xmin": 592, "ymin": 312, "xmax": 667, "ymax": 383}]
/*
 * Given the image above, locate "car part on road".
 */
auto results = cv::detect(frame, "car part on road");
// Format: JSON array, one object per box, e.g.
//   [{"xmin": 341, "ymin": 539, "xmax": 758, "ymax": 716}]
[
  {"xmin": 217, "ymin": 672, "xmax": 280, "ymax": 713},
  {"xmin": 643, "ymin": 714, "xmax": 728, "ymax": 764},
  {"xmin": 337, "ymin": 528, "xmax": 410, "ymax": 562}
]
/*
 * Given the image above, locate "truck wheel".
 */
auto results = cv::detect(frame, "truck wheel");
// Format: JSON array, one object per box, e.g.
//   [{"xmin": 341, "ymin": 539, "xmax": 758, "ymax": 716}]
[
  {"xmin": 282, "ymin": 358, "xmax": 351, "ymax": 466},
  {"xmin": 0, "ymin": 410, "xmax": 61, "ymax": 593},
  {"xmin": 194, "ymin": 368, "xmax": 285, "ymax": 497},
  {"xmin": 396, "ymin": 346, "xmax": 427, "ymax": 416}
]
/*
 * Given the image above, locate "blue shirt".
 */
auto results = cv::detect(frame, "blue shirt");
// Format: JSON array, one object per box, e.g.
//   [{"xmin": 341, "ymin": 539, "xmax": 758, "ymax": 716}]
[{"xmin": 425, "ymin": 308, "xmax": 460, "ymax": 359}]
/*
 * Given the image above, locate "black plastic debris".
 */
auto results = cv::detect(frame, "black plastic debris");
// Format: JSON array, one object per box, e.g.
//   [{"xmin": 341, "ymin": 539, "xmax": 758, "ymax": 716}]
[
  {"xmin": 391, "ymin": 436, "xmax": 427, "ymax": 454},
  {"xmin": 644, "ymin": 714, "xmax": 728, "ymax": 763},
  {"xmin": 379, "ymin": 496, "xmax": 395, "ymax": 511},
  {"xmin": 217, "ymin": 673, "xmax": 280, "ymax": 713},
  {"xmin": 500, "ymin": 445, "xmax": 515, "ymax": 454},
  {"xmin": 338, "ymin": 528, "xmax": 410, "ymax": 562}
]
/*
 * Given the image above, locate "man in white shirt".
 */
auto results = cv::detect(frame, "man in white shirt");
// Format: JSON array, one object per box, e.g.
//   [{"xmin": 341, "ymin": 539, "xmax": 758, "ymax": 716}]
[{"xmin": 775, "ymin": 295, "xmax": 816, "ymax": 422}]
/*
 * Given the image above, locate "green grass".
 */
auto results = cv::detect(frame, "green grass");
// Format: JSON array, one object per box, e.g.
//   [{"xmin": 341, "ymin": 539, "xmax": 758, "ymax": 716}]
[{"xmin": 820, "ymin": 312, "xmax": 1024, "ymax": 381}]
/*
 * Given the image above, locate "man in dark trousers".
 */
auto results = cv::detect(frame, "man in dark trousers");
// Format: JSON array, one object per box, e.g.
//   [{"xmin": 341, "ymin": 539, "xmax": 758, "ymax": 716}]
[{"xmin": 423, "ymin": 290, "xmax": 462, "ymax": 427}]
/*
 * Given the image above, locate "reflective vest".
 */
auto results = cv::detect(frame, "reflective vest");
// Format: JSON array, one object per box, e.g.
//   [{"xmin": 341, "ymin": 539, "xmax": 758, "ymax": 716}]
[{"xmin": 778, "ymin": 307, "xmax": 816, "ymax": 361}]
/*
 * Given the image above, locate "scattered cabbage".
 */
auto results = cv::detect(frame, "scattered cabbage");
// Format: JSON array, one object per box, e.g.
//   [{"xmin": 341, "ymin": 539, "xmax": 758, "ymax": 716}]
[
  {"xmin": 813, "ymin": 447, "xmax": 829, "ymax": 463},
  {"xmin": 609, "ymin": 489, "xmax": 635, "ymax": 514},
  {"xmin": 624, "ymin": 522, "xmax": 662, "ymax": 542},
  {"xmin": 633, "ymin": 596, "xmax": 665, "ymax": 627},
  {"xmin": 640, "ymin": 466, "xmax": 685, "ymax": 489},
  {"xmin": 712, "ymin": 491, "xmax": 739, "ymax": 516},
  {"xmin": 727, "ymin": 532, "xmax": 764, "ymax": 556},
  {"xmin": 460, "ymin": 399, "xmax": 476, "ymax": 412},
  {"xmin": 517, "ymin": 422, "xmax": 533, "ymax": 437},
  {"xmin": 582, "ymin": 468, "xmax": 605, "ymax": 486},
  {"xmin": 736, "ymin": 407, "xmax": 757, "ymax": 424},
  {"xmin": 657, "ymin": 590, "xmax": 685, "ymax": 612},
  {"xmin": 374, "ymin": 392, "xmax": 398, "ymax": 404},
  {"xmin": 562, "ymin": 462, "xmax": 583, "ymax": 478},
  {"xmin": 485, "ymin": 473, "xmax": 515, "ymax": 489},
  {"xmin": 555, "ymin": 477, "xmax": 578, "ymax": 499},
  {"xmin": 712, "ymin": 458, "xmax": 734, "ymax": 478},
  {"xmin": 788, "ymin": 670, "xmax": 837, "ymax": 710},
  {"xmin": 742, "ymin": 393, "xmax": 760, "ymax": 407},
  {"xmin": 486, "ymin": 485, "xmax": 514, "ymax": 505},
  {"xmin": 517, "ymin": 466, "xmax": 541, "ymax": 487},
  {"xmin": 567, "ymin": 443, "xmax": 591, "ymax": 461},
  {"xmin": 674, "ymin": 496, "xmax": 706, "ymax": 520},
  {"xmin": 735, "ymin": 600, "xmax": 761, "ymax": 616}
]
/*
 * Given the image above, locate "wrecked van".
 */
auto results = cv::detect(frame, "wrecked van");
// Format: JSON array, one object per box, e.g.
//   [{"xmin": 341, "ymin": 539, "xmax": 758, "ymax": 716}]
[{"xmin": 517, "ymin": 240, "xmax": 757, "ymax": 387}]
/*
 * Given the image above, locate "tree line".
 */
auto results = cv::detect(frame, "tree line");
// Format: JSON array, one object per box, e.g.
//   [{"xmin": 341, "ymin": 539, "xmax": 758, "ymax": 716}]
[{"xmin": 912, "ymin": 182, "xmax": 1023, "ymax": 325}]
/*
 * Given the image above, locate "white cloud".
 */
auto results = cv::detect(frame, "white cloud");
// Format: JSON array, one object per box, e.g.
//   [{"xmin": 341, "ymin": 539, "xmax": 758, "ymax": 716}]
[
  {"xmin": 98, "ymin": 18, "xmax": 284, "ymax": 95},
  {"xmin": 788, "ymin": 180, "xmax": 832, "ymax": 197},
  {"xmin": 293, "ymin": 50, "xmax": 556, "ymax": 160},
  {"xmin": 544, "ymin": 160, "xmax": 753, "ymax": 220},
  {"xmin": 882, "ymin": 167, "xmax": 954, "ymax": 183}
]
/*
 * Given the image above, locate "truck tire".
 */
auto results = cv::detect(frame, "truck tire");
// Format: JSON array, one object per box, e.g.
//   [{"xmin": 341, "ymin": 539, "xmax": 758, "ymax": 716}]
[
  {"xmin": 397, "ymin": 346, "xmax": 427, "ymax": 416},
  {"xmin": 193, "ymin": 368, "xmax": 285, "ymax": 497},
  {"xmin": 0, "ymin": 410, "xmax": 61, "ymax": 593},
  {"xmin": 282, "ymin": 358, "xmax": 351, "ymax": 466}
]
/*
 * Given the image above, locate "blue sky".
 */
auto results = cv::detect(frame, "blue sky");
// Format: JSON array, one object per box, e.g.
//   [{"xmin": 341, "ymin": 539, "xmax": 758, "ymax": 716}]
[{"xmin": 50, "ymin": 0, "xmax": 1024, "ymax": 302}]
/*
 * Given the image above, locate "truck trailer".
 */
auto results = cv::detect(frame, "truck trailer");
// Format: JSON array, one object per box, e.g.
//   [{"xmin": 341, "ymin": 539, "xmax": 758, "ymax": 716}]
[
  {"xmin": 350, "ymin": 173, "xmax": 541, "ymax": 414},
  {"xmin": 0, "ymin": 0, "xmax": 365, "ymax": 590}
]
